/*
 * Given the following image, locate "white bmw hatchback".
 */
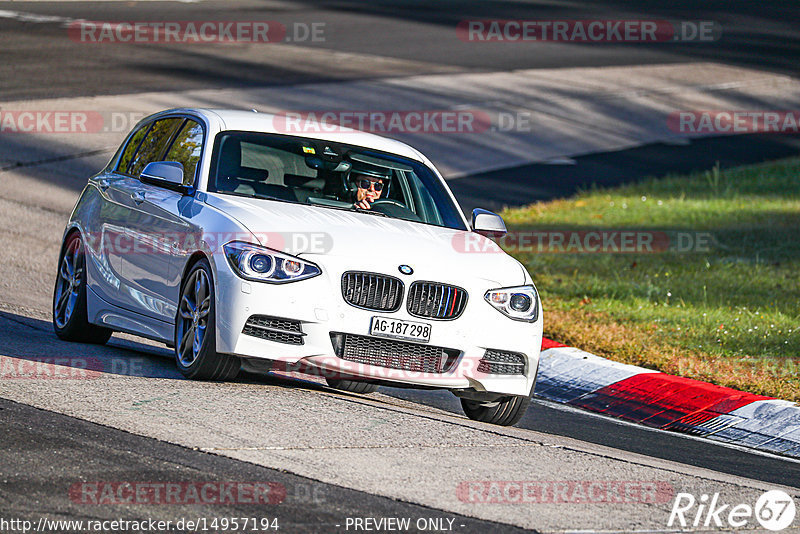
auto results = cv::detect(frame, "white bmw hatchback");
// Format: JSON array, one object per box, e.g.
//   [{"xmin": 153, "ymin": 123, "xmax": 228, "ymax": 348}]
[{"xmin": 53, "ymin": 108, "xmax": 542, "ymax": 426}]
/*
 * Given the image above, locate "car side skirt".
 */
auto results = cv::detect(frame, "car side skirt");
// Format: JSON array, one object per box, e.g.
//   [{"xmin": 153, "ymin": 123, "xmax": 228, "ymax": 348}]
[{"xmin": 87, "ymin": 286, "xmax": 174, "ymax": 344}]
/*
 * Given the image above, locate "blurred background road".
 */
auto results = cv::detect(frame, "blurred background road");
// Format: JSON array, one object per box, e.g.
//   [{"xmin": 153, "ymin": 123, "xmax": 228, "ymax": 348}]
[
  {"xmin": 1, "ymin": 0, "xmax": 798, "ymax": 100},
  {"xmin": 1, "ymin": 1, "xmax": 799, "ymax": 532},
  {"xmin": 2, "ymin": 0, "xmax": 800, "ymax": 212}
]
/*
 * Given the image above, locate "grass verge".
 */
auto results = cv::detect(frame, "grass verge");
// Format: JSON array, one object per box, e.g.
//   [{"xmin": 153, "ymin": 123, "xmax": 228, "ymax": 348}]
[{"xmin": 502, "ymin": 157, "xmax": 800, "ymax": 400}]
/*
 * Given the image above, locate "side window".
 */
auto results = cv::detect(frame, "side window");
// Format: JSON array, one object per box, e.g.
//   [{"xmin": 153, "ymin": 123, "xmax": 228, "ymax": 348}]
[
  {"xmin": 127, "ymin": 118, "xmax": 183, "ymax": 177},
  {"xmin": 115, "ymin": 123, "xmax": 151, "ymax": 175},
  {"xmin": 165, "ymin": 120, "xmax": 204, "ymax": 186}
]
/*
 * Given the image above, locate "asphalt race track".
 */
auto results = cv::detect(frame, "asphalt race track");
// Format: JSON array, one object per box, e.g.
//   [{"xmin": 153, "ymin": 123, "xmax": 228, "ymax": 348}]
[
  {"xmin": 0, "ymin": 397, "xmax": 529, "ymax": 533},
  {"xmin": 1, "ymin": 1, "xmax": 799, "ymax": 532},
  {"xmin": 1, "ymin": 0, "xmax": 798, "ymax": 101}
]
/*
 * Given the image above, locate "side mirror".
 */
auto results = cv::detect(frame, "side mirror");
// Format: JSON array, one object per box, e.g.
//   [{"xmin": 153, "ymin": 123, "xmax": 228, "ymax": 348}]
[
  {"xmin": 141, "ymin": 161, "xmax": 187, "ymax": 192},
  {"xmin": 472, "ymin": 208, "xmax": 507, "ymax": 237}
]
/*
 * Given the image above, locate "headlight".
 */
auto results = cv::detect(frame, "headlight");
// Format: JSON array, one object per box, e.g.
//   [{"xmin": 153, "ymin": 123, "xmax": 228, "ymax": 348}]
[
  {"xmin": 223, "ymin": 241, "xmax": 321, "ymax": 283},
  {"xmin": 484, "ymin": 285, "xmax": 539, "ymax": 322}
]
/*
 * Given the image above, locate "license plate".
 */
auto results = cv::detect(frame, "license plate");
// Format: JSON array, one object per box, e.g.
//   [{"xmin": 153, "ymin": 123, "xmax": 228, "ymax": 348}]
[{"xmin": 370, "ymin": 317, "xmax": 431, "ymax": 343}]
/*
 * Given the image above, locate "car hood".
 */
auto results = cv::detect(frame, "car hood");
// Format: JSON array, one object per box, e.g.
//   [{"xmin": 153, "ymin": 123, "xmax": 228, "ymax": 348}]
[{"xmin": 204, "ymin": 194, "xmax": 527, "ymax": 286}]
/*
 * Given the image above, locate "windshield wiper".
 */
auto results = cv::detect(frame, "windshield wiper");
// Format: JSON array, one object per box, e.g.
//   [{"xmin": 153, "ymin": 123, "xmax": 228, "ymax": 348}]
[
  {"xmin": 222, "ymin": 191, "xmax": 387, "ymax": 217},
  {"xmin": 331, "ymin": 205, "xmax": 387, "ymax": 217},
  {"xmin": 349, "ymin": 206, "xmax": 387, "ymax": 217},
  {"xmin": 309, "ymin": 201, "xmax": 388, "ymax": 217},
  {"xmin": 220, "ymin": 191, "xmax": 292, "ymax": 204}
]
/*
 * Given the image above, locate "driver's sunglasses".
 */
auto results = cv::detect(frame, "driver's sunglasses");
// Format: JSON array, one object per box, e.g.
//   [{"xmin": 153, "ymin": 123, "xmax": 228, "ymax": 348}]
[{"xmin": 358, "ymin": 179, "xmax": 384, "ymax": 192}]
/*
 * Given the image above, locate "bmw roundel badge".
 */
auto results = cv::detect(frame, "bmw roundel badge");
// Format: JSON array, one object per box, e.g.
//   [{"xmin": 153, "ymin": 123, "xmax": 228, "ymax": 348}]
[{"xmin": 398, "ymin": 265, "xmax": 413, "ymax": 275}]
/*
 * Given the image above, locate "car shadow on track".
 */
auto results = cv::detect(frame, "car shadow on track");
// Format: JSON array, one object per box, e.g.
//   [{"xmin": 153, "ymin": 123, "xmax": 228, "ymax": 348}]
[
  {"xmin": 1, "ymin": 310, "xmax": 183, "ymax": 380},
  {"xmin": 0, "ymin": 311, "xmax": 403, "ymax": 395},
  {"xmin": 1, "ymin": 310, "xmax": 482, "ymax": 420},
  {"xmin": 375, "ymin": 386, "xmax": 465, "ymax": 415},
  {"xmin": 248, "ymin": 363, "xmax": 474, "ymax": 417}
]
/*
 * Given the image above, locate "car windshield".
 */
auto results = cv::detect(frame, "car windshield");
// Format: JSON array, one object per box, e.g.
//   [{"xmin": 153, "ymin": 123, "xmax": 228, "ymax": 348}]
[{"xmin": 208, "ymin": 131, "xmax": 468, "ymax": 231}]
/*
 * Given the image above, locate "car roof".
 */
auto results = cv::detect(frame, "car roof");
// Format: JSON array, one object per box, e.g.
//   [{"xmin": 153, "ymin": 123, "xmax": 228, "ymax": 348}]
[{"xmin": 153, "ymin": 108, "xmax": 427, "ymax": 162}]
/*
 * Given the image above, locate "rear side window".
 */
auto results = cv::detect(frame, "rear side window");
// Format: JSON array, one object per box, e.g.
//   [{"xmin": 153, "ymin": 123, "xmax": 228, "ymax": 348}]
[
  {"xmin": 165, "ymin": 120, "xmax": 205, "ymax": 186},
  {"xmin": 116, "ymin": 123, "xmax": 151, "ymax": 175},
  {"xmin": 126, "ymin": 118, "xmax": 183, "ymax": 177}
]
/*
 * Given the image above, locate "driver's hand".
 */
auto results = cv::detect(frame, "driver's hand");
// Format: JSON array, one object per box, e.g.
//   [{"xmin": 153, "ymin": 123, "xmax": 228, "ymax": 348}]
[{"xmin": 354, "ymin": 198, "xmax": 372, "ymax": 210}]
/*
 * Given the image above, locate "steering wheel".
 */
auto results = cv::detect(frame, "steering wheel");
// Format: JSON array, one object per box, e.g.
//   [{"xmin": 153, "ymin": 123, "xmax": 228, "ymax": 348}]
[{"xmin": 367, "ymin": 198, "xmax": 422, "ymax": 221}]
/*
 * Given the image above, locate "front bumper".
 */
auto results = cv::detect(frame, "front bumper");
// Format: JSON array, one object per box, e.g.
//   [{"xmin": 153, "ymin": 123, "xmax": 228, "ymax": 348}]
[{"xmin": 212, "ymin": 254, "xmax": 542, "ymax": 397}]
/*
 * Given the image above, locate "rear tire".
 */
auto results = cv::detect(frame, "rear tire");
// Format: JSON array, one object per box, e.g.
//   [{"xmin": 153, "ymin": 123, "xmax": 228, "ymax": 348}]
[
  {"xmin": 460, "ymin": 394, "xmax": 531, "ymax": 426},
  {"xmin": 52, "ymin": 231, "xmax": 112, "ymax": 344},
  {"xmin": 174, "ymin": 259, "xmax": 240, "ymax": 381},
  {"xmin": 326, "ymin": 378, "xmax": 379, "ymax": 394}
]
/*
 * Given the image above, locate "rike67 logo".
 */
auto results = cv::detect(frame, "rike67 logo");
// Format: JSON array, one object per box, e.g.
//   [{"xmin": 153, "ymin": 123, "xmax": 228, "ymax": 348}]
[{"xmin": 669, "ymin": 490, "xmax": 797, "ymax": 531}]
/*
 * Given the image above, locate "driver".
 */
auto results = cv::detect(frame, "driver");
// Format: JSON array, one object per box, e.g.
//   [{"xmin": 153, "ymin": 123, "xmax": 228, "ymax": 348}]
[{"xmin": 350, "ymin": 163, "xmax": 391, "ymax": 210}]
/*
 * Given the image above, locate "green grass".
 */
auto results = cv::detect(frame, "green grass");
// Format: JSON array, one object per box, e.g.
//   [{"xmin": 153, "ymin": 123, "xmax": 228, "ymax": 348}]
[{"xmin": 502, "ymin": 158, "xmax": 800, "ymax": 400}]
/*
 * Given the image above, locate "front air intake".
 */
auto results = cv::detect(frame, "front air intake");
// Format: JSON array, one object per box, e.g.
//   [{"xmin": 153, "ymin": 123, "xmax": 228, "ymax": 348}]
[
  {"xmin": 477, "ymin": 349, "xmax": 526, "ymax": 375},
  {"xmin": 331, "ymin": 332, "xmax": 459, "ymax": 374},
  {"xmin": 242, "ymin": 315, "xmax": 305, "ymax": 345}
]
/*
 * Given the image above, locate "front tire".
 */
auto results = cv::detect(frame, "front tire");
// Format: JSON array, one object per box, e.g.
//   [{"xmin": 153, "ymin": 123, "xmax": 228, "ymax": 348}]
[
  {"xmin": 175, "ymin": 259, "xmax": 240, "ymax": 381},
  {"xmin": 52, "ymin": 231, "xmax": 112, "ymax": 344},
  {"xmin": 460, "ymin": 394, "xmax": 531, "ymax": 426}
]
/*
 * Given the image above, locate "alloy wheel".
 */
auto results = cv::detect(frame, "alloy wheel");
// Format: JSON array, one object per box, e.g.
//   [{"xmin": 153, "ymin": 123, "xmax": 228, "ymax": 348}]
[
  {"xmin": 54, "ymin": 237, "xmax": 83, "ymax": 329},
  {"xmin": 177, "ymin": 268, "xmax": 212, "ymax": 367}
]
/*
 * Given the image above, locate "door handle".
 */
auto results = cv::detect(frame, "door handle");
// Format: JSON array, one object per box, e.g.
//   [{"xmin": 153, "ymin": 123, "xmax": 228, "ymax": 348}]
[{"xmin": 131, "ymin": 190, "xmax": 146, "ymax": 205}]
